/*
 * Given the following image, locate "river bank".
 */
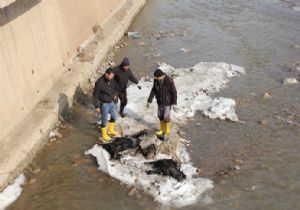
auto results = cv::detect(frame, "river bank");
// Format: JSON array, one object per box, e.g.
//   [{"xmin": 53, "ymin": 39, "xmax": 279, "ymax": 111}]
[{"xmin": 0, "ymin": 0, "xmax": 145, "ymax": 194}]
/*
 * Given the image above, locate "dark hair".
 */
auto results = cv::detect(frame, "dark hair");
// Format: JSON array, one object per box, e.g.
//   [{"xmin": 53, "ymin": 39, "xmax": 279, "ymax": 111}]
[
  {"xmin": 105, "ymin": 67, "xmax": 114, "ymax": 75},
  {"xmin": 154, "ymin": 69, "xmax": 164, "ymax": 77}
]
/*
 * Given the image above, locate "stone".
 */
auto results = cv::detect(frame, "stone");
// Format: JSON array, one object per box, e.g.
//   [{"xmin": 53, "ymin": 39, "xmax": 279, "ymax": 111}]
[
  {"xmin": 263, "ymin": 92, "xmax": 272, "ymax": 99},
  {"xmin": 128, "ymin": 187, "xmax": 136, "ymax": 196},
  {"xmin": 49, "ymin": 137, "xmax": 57, "ymax": 142},
  {"xmin": 294, "ymin": 44, "xmax": 300, "ymax": 49},
  {"xmin": 293, "ymin": 6, "xmax": 300, "ymax": 12},
  {"xmin": 283, "ymin": 78, "xmax": 298, "ymax": 85},
  {"xmin": 29, "ymin": 178, "xmax": 37, "ymax": 185},
  {"xmin": 260, "ymin": 119, "xmax": 267, "ymax": 126},
  {"xmin": 32, "ymin": 168, "xmax": 41, "ymax": 175},
  {"xmin": 233, "ymin": 159, "xmax": 244, "ymax": 165},
  {"xmin": 56, "ymin": 132, "xmax": 63, "ymax": 139}
]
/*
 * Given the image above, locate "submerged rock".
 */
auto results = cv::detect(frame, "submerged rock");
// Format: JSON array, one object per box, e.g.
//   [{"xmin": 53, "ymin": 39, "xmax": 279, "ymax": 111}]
[
  {"xmin": 283, "ymin": 78, "xmax": 298, "ymax": 85},
  {"xmin": 263, "ymin": 92, "xmax": 272, "ymax": 99}
]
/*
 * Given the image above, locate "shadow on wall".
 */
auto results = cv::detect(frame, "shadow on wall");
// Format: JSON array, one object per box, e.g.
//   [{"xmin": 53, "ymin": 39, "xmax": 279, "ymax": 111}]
[
  {"xmin": 0, "ymin": 0, "xmax": 41, "ymax": 27},
  {"xmin": 74, "ymin": 85, "xmax": 91, "ymax": 107},
  {"xmin": 57, "ymin": 85, "xmax": 92, "ymax": 123},
  {"xmin": 57, "ymin": 93, "xmax": 72, "ymax": 123}
]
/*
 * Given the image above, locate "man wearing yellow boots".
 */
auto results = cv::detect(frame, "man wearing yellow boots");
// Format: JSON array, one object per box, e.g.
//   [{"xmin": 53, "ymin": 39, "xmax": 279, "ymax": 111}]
[
  {"xmin": 147, "ymin": 69, "xmax": 177, "ymax": 137},
  {"xmin": 93, "ymin": 68, "xmax": 119, "ymax": 142}
]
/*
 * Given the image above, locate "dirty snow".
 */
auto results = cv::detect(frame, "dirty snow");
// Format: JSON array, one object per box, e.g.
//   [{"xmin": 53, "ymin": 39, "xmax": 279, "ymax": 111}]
[
  {"xmin": 0, "ymin": 174, "xmax": 26, "ymax": 210},
  {"xmin": 86, "ymin": 62, "xmax": 245, "ymax": 207},
  {"xmin": 85, "ymin": 140, "xmax": 213, "ymax": 208},
  {"xmin": 124, "ymin": 62, "xmax": 245, "ymax": 124}
]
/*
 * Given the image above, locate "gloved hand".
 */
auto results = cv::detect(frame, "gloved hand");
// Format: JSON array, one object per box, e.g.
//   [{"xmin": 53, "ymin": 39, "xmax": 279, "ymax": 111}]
[
  {"xmin": 146, "ymin": 102, "xmax": 151, "ymax": 108},
  {"xmin": 137, "ymin": 85, "xmax": 141, "ymax": 90}
]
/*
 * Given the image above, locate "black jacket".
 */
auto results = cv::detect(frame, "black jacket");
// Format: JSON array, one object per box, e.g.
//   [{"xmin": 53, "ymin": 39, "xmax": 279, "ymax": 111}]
[
  {"xmin": 113, "ymin": 60, "xmax": 138, "ymax": 92},
  {"xmin": 147, "ymin": 75, "xmax": 177, "ymax": 106},
  {"xmin": 92, "ymin": 75, "xmax": 116, "ymax": 108}
]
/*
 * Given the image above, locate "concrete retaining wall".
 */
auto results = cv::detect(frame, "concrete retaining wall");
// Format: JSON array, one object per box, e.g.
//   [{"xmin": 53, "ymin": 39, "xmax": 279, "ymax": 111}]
[
  {"xmin": 0, "ymin": 0, "xmax": 146, "ymax": 189},
  {"xmin": 0, "ymin": 0, "xmax": 124, "ymax": 142}
]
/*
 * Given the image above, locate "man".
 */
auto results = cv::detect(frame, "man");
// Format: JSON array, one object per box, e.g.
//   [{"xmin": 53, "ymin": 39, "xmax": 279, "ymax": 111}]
[
  {"xmin": 147, "ymin": 69, "xmax": 177, "ymax": 136},
  {"xmin": 93, "ymin": 68, "xmax": 119, "ymax": 142},
  {"xmin": 113, "ymin": 57, "xmax": 139, "ymax": 117}
]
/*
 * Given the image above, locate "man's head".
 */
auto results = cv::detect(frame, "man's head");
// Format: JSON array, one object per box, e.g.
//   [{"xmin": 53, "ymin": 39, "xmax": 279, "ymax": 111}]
[
  {"xmin": 122, "ymin": 57, "xmax": 130, "ymax": 71},
  {"xmin": 104, "ymin": 67, "xmax": 115, "ymax": 80},
  {"xmin": 154, "ymin": 69, "xmax": 165, "ymax": 80}
]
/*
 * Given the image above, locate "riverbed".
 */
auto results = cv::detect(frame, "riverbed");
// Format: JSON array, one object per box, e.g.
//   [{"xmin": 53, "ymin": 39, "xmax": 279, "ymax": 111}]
[{"xmin": 8, "ymin": 0, "xmax": 300, "ymax": 209}]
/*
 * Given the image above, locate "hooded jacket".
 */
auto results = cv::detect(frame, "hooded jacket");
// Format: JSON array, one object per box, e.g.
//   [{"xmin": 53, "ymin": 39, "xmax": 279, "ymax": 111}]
[
  {"xmin": 147, "ymin": 74, "xmax": 177, "ymax": 106},
  {"xmin": 112, "ymin": 58, "xmax": 138, "ymax": 92}
]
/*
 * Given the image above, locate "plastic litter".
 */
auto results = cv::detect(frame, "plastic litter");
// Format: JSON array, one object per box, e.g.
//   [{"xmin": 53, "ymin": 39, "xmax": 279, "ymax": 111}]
[{"xmin": 127, "ymin": 31, "xmax": 142, "ymax": 39}]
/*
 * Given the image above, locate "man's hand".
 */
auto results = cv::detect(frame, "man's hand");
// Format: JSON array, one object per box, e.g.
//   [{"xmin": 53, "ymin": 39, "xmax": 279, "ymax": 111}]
[
  {"xmin": 95, "ymin": 108, "xmax": 101, "ymax": 113},
  {"xmin": 137, "ymin": 85, "xmax": 141, "ymax": 90}
]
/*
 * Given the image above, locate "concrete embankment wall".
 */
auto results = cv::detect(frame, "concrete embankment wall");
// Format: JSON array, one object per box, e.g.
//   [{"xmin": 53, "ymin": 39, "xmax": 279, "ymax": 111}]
[
  {"xmin": 0, "ymin": 0, "xmax": 124, "ymax": 142},
  {"xmin": 0, "ymin": 0, "xmax": 146, "ymax": 189}
]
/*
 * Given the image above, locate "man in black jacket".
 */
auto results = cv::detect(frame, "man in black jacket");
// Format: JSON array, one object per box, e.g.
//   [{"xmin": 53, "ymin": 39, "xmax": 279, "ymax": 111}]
[
  {"xmin": 93, "ymin": 68, "xmax": 119, "ymax": 142},
  {"xmin": 113, "ymin": 57, "xmax": 139, "ymax": 117},
  {"xmin": 147, "ymin": 69, "xmax": 177, "ymax": 136}
]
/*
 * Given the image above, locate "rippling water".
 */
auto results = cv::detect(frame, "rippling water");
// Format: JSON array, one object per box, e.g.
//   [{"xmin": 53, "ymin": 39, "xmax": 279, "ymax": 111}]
[{"xmin": 8, "ymin": 0, "xmax": 300, "ymax": 209}]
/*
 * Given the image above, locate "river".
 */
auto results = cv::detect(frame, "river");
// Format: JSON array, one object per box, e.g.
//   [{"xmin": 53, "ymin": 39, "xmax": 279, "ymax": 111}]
[{"xmin": 8, "ymin": 0, "xmax": 300, "ymax": 209}]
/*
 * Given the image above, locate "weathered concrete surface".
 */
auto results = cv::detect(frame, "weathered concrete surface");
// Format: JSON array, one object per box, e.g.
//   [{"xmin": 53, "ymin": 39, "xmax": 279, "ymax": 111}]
[
  {"xmin": 0, "ymin": 0, "xmax": 146, "ymax": 190},
  {"xmin": 0, "ymin": 0, "xmax": 15, "ymax": 8},
  {"xmin": 0, "ymin": 0, "xmax": 124, "ymax": 143}
]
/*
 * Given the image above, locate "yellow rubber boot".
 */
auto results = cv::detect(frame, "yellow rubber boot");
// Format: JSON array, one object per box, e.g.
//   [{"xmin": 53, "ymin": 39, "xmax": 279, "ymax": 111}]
[
  {"xmin": 101, "ymin": 127, "xmax": 112, "ymax": 142},
  {"xmin": 156, "ymin": 121, "xmax": 165, "ymax": 136},
  {"xmin": 107, "ymin": 122, "xmax": 119, "ymax": 137},
  {"xmin": 165, "ymin": 122, "xmax": 171, "ymax": 135}
]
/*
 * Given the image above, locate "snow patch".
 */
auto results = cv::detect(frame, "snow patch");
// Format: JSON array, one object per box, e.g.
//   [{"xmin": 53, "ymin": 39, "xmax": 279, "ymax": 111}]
[
  {"xmin": 124, "ymin": 62, "xmax": 244, "ymax": 123},
  {"xmin": 85, "ymin": 142, "xmax": 213, "ymax": 208},
  {"xmin": 0, "ymin": 174, "xmax": 26, "ymax": 210},
  {"xmin": 87, "ymin": 62, "xmax": 245, "ymax": 207}
]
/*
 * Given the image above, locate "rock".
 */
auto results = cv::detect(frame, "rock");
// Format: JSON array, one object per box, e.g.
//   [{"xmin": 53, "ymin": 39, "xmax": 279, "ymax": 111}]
[
  {"xmin": 137, "ymin": 42, "xmax": 145, "ymax": 46},
  {"xmin": 233, "ymin": 159, "xmax": 244, "ymax": 165},
  {"xmin": 283, "ymin": 78, "xmax": 298, "ymax": 85},
  {"xmin": 49, "ymin": 131, "xmax": 56, "ymax": 138},
  {"xmin": 49, "ymin": 137, "xmax": 57, "ymax": 142},
  {"xmin": 59, "ymin": 124, "xmax": 67, "ymax": 129},
  {"xmin": 128, "ymin": 187, "xmax": 136, "ymax": 196},
  {"xmin": 263, "ymin": 92, "xmax": 272, "ymax": 99},
  {"xmin": 180, "ymin": 48, "xmax": 191, "ymax": 53},
  {"xmin": 32, "ymin": 168, "xmax": 41, "ymax": 175},
  {"xmin": 29, "ymin": 178, "xmax": 37, "ymax": 185},
  {"xmin": 234, "ymin": 165, "xmax": 241, "ymax": 170},
  {"xmin": 260, "ymin": 119, "xmax": 268, "ymax": 126},
  {"xmin": 56, "ymin": 132, "xmax": 63, "ymax": 139},
  {"xmin": 294, "ymin": 44, "xmax": 300, "ymax": 49},
  {"xmin": 293, "ymin": 6, "xmax": 300, "ymax": 12}
]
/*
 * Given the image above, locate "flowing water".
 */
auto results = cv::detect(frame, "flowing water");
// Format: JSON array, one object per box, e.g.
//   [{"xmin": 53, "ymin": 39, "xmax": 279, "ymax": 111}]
[{"xmin": 8, "ymin": 0, "xmax": 300, "ymax": 209}]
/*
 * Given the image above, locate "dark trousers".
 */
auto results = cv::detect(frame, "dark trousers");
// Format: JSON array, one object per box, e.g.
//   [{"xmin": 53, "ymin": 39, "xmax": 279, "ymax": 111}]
[
  {"xmin": 118, "ymin": 90, "xmax": 127, "ymax": 113},
  {"xmin": 157, "ymin": 105, "xmax": 171, "ymax": 122}
]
